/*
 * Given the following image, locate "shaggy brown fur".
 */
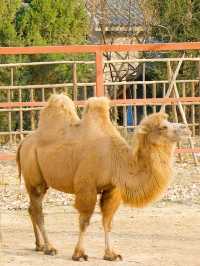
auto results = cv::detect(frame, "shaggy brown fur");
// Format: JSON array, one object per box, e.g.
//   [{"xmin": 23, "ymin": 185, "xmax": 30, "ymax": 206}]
[
  {"xmin": 38, "ymin": 93, "xmax": 80, "ymax": 142},
  {"xmin": 16, "ymin": 95, "xmax": 190, "ymax": 261}
]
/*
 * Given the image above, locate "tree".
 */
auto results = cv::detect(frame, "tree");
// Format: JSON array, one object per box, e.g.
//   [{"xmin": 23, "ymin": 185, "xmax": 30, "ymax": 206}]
[
  {"xmin": 0, "ymin": 0, "xmax": 21, "ymax": 46},
  {"xmin": 17, "ymin": 0, "xmax": 89, "ymax": 45},
  {"xmin": 0, "ymin": 0, "xmax": 93, "ymax": 133},
  {"xmin": 15, "ymin": 0, "xmax": 91, "ymax": 85},
  {"xmin": 150, "ymin": 0, "xmax": 200, "ymax": 42}
]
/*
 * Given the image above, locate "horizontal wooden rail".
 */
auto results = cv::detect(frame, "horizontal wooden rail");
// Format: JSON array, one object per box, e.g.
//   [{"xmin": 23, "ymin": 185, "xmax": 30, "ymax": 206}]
[
  {"xmin": 0, "ymin": 80, "xmax": 198, "ymax": 90},
  {"xmin": 0, "ymin": 42, "xmax": 200, "ymax": 55},
  {"xmin": 0, "ymin": 60, "xmax": 95, "ymax": 68},
  {"xmin": 0, "ymin": 82, "xmax": 95, "ymax": 90},
  {"xmin": 0, "ymin": 97, "xmax": 200, "ymax": 109},
  {"xmin": 105, "ymin": 57, "xmax": 200, "ymax": 63},
  {"xmin": 105, "ymin": 80, "xmax": 199, "ymax": 85}
]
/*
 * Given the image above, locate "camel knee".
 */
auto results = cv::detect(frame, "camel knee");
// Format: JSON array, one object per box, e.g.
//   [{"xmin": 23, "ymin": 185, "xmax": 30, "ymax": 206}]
[
  {"xmin": 28, "ymin": 205, "xmax": 34, "ymax": 214},
  {"xmin": 79, "ymin": 214, "xmax": 91, "ymax": 231},
  {"xmin": 102, "ymin": 215, "xmax": 113, "ymax": 231},
  {"xmin": 75, "ymin": 191, "xmax": 97, "ymax": 229},
  {"xmin": 28, "ymin": 200, "xmax": 44, "ymax": 224}
]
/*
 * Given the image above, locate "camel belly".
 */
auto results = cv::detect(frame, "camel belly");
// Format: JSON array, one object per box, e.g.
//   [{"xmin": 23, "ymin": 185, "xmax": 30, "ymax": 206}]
[
  {"xmin": 42, "ymin": 170, "xmax": 75, "ymax": 194},
  {"xmin": 37, "ymin": 145, "xmax": 77, "ymax": 194}
]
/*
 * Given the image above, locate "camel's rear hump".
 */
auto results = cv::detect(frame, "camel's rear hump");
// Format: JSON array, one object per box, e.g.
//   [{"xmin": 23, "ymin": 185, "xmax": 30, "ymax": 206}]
[{"xmin": 83, "ymin": 97, "xmax": 110, "ymax": 122}]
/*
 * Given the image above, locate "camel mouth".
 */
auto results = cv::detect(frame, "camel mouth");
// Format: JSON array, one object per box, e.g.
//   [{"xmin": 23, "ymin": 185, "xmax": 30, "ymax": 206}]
[{"xmin": 175, "ymin": 124, "xmax": 191, "ymax": 139}]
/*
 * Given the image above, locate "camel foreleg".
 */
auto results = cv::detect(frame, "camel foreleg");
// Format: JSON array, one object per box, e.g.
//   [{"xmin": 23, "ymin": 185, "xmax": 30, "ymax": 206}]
[
  {"xmin": 100, "ymin": 188, "xmax": 122, "ymax": 261},
  {"xmin": 72, "ymin": 182, "xmax": 97, "ymax": 261}
]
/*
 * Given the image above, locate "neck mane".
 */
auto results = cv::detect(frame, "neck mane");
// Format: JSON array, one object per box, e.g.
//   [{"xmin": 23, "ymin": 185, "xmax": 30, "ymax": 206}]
[{"xmin": 112, "ymin": 133, "xmax": 175, "ymax": 207}]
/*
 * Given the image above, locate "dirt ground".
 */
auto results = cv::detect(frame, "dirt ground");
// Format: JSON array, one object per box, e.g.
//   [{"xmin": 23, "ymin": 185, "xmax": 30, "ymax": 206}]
[
  {"xmin": 1, "ymin": 158, "xmax": 200, "ymax": 266},
  {"xmin": 1, "ymin": 203, "xmax": 200, "ymax": 266}
]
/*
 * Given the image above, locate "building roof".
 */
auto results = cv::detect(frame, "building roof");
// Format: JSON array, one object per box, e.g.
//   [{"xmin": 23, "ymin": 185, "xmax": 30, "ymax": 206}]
[{"xmin": 86, "ymin": 0, "xmax": 143, "ymax": 30}]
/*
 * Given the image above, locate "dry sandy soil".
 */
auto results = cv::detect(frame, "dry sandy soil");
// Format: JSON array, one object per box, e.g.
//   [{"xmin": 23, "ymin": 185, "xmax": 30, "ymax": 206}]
[
  {"xmin": 1, "ymin": 157, "xmax": 200, "ymax": 266},
  {"xmin": 1, "ymin": 203, "xmax": 200, "ymax": 266}
]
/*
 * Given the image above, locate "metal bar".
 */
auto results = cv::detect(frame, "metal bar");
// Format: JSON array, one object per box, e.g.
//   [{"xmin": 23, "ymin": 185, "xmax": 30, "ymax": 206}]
[
  {"xmin": 133, "ymin": 84, "xmax": 137, "ymax": 125},
  {"xmin": 152, "ymin": 83, "xmax": 156, "ymax": 113},
  {"xmin": 174, "ymin": 91, "xmax": 198, "ymax": 165},
  {"xmin": 182, "ymin": 83, "xmax": 186, "ymax": 114},
  {"xmin": 8, "ymin": 68, "xmax": 13, "ymax": 143},
  {"xmin": 165, "ymin": 59, "xmax": 198, "ymax": 164},
  {"xmin": 73, "ymin": 63, "xmax": 78, "ymax": 100},
  {"xmin": 19, "ymin": 88, "xmax": 23, "ymax": 140},
  {"xmin": 30, "ymin": 88, "xmax": 35, "ymax": 130},
  {"xmin": 198, "ymin": 61, "xmax": 200, "ymax": 135},
  {"xmin": 95, "ymin": 50, "xmax": 104, "ymax": 96},
  {"xmin": 162, "ymin": 83, "xmax": 166, "ymax": 112},
  {"xmin": 176, "ymin": 148, "xmax": 200, "ymax": 154},
  {"xmin": 123, "ymin": 84, "xmax": 127, "ymax": 134},
  {"xmin": 83, "ymin": 86, "xmax": 87, "ymax": 100},
  {"xmin": 0, "ymin": 131, "xmax": 32, "ymax": 135},
  {"xmin": 105, "ymin": 80, "xmax": 199, "ymax": 86},
  {"xmin": 0, "ymin": 57, "xmax": 198, "ymax": 69},
  {"xmin": 0, "ymin": 60, "xmax": 95, "ymax": 68},
  {"xmin": 42, "ymin": 88, "xmax": 45, "ymax": 101},
  {"xmin": 191, "ymin": 82, "xmax": 195, "ymax": 136},
  {"xmin": 142, "ymin": 63, "xmax": 147, "ymax": 116},
  {"xmin": 114, "ymin": 85, "xmax": 117, "ymax": 124},
  {"xmin": 167, "ymin": 61, "xmax": 182, "ymax": 162},
  {"xmin": 104, "ymin": 57, "xmax": 200, "ymax": 63},
  {"xmin": 1, "ymin": 97, "xmax": 200, "ymax": 109},
  {"xmin": 0, "ymin": 82, "xmax": 95, "ymax": 90},
  {"xmin": 0, "ymin": 42, "xmax": 200, "ymax": 55},
  {"xmin": 0, "ymin": 80, "xmax": 199, "ymax": 90},
  {"xmin": 160, "ymin": 55, "xmax": 185, "ymax": 112}
]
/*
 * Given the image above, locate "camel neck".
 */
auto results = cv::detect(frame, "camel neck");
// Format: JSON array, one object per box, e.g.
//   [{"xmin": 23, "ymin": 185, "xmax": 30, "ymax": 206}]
[{"xmin": 113, "ymin": 137, "xmax": 175, "ymax": 207}]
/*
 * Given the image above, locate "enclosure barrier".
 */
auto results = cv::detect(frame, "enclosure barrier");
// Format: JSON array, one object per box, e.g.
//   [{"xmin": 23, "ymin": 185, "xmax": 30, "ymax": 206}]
[{"xmin": 0, "ymin": 42, "xmax": 200, "ymax": 161}]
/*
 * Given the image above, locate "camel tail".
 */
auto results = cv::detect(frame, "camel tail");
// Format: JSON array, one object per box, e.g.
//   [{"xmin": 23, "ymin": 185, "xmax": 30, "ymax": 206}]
[{"xmin": 16, "ymin": 141, "xmax": 22, "ymax": 185}]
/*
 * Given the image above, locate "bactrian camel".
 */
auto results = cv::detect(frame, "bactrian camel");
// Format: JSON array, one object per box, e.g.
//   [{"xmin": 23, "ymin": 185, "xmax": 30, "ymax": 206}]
[{"xmin": 16, "ymin": 94, "xmax": 190, "ymax": 261}]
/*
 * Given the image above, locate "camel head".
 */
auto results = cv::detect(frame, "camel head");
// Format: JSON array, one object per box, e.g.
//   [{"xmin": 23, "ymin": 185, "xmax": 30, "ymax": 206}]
[{"xmin": 136, "ymin": 112, "xmax": 191, "ymax": 145}]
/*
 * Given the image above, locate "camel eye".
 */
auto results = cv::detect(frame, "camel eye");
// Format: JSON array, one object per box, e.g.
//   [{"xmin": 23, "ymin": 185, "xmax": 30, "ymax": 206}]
[{"xmin": 160, "ymin": 126, "xmax": 168, "ymax": 130}]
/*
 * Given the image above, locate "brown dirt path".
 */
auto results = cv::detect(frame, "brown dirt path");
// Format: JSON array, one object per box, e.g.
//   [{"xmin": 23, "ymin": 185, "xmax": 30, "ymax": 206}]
[{"xmin": 1, "ymin": 202, "xmax": 200, "ymax": 266}]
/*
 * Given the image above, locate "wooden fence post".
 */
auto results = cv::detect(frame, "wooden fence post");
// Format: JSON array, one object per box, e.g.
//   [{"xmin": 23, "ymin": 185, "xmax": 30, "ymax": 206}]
[{"xmin": 73, "ymin": 63, "xmax": 78, "ymax": 100}]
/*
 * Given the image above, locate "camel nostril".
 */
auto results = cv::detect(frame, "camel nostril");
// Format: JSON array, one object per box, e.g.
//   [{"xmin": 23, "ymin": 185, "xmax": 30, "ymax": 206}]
[
  {"xmin": 178, "ymin": 124, "xmax": 191, "ymax": 136},
  {"xmin": 180, "ymin": 125, "xmax": 187, "ymax": 129}
]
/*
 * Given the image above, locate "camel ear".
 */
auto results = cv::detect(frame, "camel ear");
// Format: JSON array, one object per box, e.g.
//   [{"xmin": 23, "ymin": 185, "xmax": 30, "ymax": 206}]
[
  {"xmin": 160, "ymin": 112, "xmax": 169, "ymax": 120},
  {"xmin": 137, "ymin": 125, "xmax": 148, "ymax": 134}
]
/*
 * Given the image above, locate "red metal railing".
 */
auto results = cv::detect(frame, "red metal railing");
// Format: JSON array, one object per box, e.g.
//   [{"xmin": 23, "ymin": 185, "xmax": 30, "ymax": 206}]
[
  {"xmin": 0, "ymin": 42, "xmax": 200, "ymax": 160},
  {"xmin": 1, "ymin": 42, "xmax": 200, "ymax": 96}
]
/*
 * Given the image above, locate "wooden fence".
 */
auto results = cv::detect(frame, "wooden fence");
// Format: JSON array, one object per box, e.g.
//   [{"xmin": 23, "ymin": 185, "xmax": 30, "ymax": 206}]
[{"xmin": 0, "ymin": 42, "xmax": 200, "ymax": 160}]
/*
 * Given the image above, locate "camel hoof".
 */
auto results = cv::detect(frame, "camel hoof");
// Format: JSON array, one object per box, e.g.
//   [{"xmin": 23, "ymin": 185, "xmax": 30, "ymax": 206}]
[
  {"xmin": 72, "ymin": 249, "xmax": 88, "ymax": 261},
  {"xmin": 72, "ymin": 254, "xmax": 88, "ymax": 261},
  {"xmin": 44, "ymin": 246, "xmax": 57, "ymax": 256},
  {"xmin": 103, "ymin": 250, "xmax": 123, "ymax": 261},
  {"xmin": 35, "ymin": 244, "xmax": 44, "ymax": 252}
]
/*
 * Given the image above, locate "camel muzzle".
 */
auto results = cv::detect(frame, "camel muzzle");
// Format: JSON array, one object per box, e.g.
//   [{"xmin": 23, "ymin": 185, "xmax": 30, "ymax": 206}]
[{"xmin": 173, "ymin": 123, "xmax": 191, "ymax": 138}]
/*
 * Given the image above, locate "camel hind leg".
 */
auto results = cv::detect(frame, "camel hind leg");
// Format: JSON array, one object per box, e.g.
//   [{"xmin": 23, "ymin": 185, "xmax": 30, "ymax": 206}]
[
  {"xmin": 27, "ymin": 184, "xmax": 57, "ymax": 255},
  {"xmin": 100, "ymin": 188, "xmax": 122, "ymax": 261}
]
